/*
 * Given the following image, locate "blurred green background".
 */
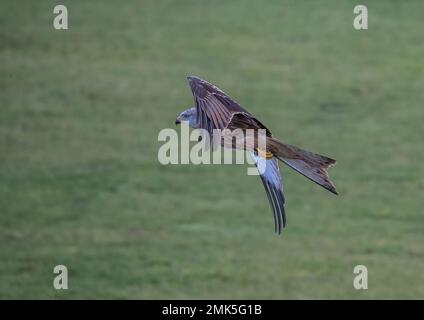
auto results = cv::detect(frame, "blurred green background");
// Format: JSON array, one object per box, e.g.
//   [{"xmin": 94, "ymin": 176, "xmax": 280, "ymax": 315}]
[{"xmin": 1, "ymin": 0, "xmax": 423, "ymax": 299}]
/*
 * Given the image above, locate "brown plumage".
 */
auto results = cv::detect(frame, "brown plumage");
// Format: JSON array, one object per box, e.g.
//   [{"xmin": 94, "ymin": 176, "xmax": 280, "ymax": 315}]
[{"xmin": 178, "ymin": 75, "xmax": 337, "ymax": 233}]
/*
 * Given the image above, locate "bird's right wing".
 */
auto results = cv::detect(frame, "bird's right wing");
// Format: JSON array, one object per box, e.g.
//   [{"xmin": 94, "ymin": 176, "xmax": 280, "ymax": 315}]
[
  {"xmin": 187, "ymin": 76, "xmax": 272, "ymax": 144},
  {"xmin": 188, "ymin": 76, "xmax": 249, "ymax": 136},
  {"xmin": 250, "ymin": 153, "xmax": 286, "ymax": 234}
]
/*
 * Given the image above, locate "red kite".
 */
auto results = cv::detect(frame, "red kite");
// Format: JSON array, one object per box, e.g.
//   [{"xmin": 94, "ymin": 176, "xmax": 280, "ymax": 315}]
[{"xmin": 176, "ymin": 76, "xmax": 337, "ymax": 234}]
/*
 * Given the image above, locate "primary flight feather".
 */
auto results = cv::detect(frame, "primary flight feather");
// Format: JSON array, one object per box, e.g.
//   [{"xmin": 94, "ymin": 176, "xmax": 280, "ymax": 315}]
[{"xmin": 176, "ymin": 75, "xmax": 337, "ymax": 234}]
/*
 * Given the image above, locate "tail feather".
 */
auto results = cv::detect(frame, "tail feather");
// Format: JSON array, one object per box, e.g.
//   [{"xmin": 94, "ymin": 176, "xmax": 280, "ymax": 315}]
[{"xmin": 268, "ymin": 138, "xmax": 338, "ymax": 195}]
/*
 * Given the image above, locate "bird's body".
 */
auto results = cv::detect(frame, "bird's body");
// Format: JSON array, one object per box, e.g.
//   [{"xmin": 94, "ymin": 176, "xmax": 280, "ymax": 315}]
[{"xmin": 176, "ymin": 75, "xmax": 337, "ymax": 234}]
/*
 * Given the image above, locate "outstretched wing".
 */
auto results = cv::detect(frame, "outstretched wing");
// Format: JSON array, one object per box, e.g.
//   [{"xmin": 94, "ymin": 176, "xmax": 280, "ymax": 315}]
[
  {"xmin": 251, "ymin": 153, "xmax": 286, "ymax": 234},
  {"xmin": 187, "ymin": 76, "xmax": 271, "ymax": 140}
]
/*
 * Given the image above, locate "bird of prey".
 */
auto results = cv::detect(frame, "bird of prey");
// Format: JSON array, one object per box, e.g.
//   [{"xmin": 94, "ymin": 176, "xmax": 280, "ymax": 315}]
[{"xmin": 176, "ymin": 75, "xmax": 337, "ymax": 234}]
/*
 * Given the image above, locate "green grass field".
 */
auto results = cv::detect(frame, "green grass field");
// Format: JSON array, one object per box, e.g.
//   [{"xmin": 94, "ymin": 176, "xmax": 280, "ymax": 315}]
[{"xmin": 1, "ymin": 0, "xmax": 423, "ymax": 299}]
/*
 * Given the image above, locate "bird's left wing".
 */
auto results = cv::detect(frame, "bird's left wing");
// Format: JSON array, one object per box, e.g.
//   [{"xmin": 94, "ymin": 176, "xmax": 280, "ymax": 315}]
[{"xmin": 251, "ymin": 153, "xmax": 286, "ymax": 234}]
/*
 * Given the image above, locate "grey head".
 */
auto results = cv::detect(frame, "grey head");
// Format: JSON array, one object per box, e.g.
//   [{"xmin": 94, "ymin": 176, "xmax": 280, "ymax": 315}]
[{"xmin": 175, "ymin": 107, "xmax": 198, "ymax": 128}]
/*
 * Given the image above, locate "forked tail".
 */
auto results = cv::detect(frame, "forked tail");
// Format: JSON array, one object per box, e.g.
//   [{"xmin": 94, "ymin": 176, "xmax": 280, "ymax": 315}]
[{"xmin": 268, "ymin": 137, "xmax": 338, "ymax": 194}]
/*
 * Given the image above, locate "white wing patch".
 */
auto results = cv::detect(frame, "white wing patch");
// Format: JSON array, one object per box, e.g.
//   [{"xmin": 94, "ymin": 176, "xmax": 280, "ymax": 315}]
[{"xmin": 250, "ymin": 153, "xmax": 286, "ymax": 233}]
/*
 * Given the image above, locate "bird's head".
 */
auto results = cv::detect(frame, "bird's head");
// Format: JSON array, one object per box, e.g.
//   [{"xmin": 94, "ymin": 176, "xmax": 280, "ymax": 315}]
[{"xmin": 176, "ymin": 107, "xmax": 197, "ymax": 128}]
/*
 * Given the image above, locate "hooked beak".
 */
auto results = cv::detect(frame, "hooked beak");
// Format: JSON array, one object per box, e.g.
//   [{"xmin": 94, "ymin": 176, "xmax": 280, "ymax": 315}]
[{"xmin": 175, "ymin": 117, "xmax": 181, "ymax": 125}]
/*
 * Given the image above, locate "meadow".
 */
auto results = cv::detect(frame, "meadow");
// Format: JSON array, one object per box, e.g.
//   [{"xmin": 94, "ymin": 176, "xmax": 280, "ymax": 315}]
[{"xmin": 0, "ymin": 0, "xmax": 423, "ymax": 298}]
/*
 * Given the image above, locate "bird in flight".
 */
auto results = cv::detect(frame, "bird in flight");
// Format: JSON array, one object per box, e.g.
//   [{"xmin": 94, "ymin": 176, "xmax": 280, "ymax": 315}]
[{"xmin": 176, "ymin": 75, "xmax": 337, "ymax": 234}]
